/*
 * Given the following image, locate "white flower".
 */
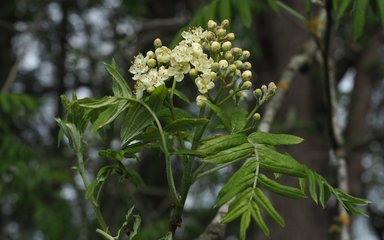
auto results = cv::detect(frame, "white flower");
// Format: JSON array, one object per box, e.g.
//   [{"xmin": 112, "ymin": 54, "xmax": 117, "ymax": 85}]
[
  {"xmin": 129, "ymin": 53, "xmax": 148, "ymax": 77},
  {"xmin": 191, "ymin": 54, "xmax": 213, "ymax": 74},
  {"xmin": 171, "ymin": 42, "xmax": 192, "ymax": 63},
  {"xmin": 155, "ymin": 46, "xmax": 172, "ymax": 63},
  {"xmin": 195, "ymin": 72, "xmax": 215, "ymax": 94},
  {"xmin": 181, "ymin": 27, "xmax": 207, "ymax": 43},
  {"xmin": 168, "ymin": 62, "xmax": 191, "ymax": 82}
]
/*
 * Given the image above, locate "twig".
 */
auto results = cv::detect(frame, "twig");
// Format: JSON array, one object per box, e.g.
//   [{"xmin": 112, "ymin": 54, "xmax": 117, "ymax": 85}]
[
  {"xmin": 1, "ymin": 12, "xmax": 45, "ymax": 92},
  {"xmin": 322, "ymin": 1, "xmax": 350, "ymax": 239},
  {"xmin": 196, "ymin": 40, "xmax": 318, "ymax": 240}
]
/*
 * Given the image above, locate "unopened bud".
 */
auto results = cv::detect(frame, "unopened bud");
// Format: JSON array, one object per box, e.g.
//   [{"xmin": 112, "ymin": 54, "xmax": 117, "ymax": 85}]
[
  {"xmin": 146, "ymin": 50, "xmax": 155, "ymax": 59},
  {"xmin": 210, "ymin": 41, "xmax": 221, "ymax": 52},
  {"xmin": 196, "ymin": 95, "xmax": 207, "ymax": 107},
  {"xmin": 253, "ymin": 88, "xmax": 262, "ymax": 97},
  {"xmin": 234, "ymin": 60, "xmax": 243, "ymax": 69},
  {"xmin": 211, "ymin": 62, "xmax": 219, "ymax": 71},
  {"xmin": 242, "ymin": 70, "xmax": 252, "ymax": 81},
  {"xmin": 242, "ymin": 50, "xmax": 250, "ymax": 59},
  {"xmin": 189, "ymin": 68, "xmax": 198, "ymax": 79},
  {"xmin": 210, "ymin": 71, "xmax": 217, "ymax": 79},
  {"xmin": 243, "ymin": 81, "xmax": 252, "ymax": 89},
  {"xmin": 226, "ymin": 33, "xmax": 235, "ymax": 41},
  {"xmin": 244, "ymin": 62, "xmax": 252, "ymax": 70},
  {"xmin": 219, "ymin": 59, "xmax": 228, "ymax": 69},
  {"xmin": 217, "ymin": 28, "xmax": 226, "ymax": 37},
  {"xmin": 147, "ymin": 86, "xmax": 155, "ymax": 93},
  {"xmin": 261, "ymin": 85, "xmax": 268, "ymax": 93},
  {"xmin": 222, "ymin": 19, "xmax": 230, "ymax": 27},
  {"xmin": 154, "ymin": 38, "xmax": 162, "ymax": 48},
  {"xmin": 208, "ymin": 20, "xmax": 217, "ymax": 30},
  {"xmin": 224, "ymin": 52, "xmax": 233, "ymax": 60},
  {"xmin": 206, "ymin": 31, "xmax": 215, "ymax": 40},
  {"xmin": 229, "ymin": 64, "xmax": 237, "ymax": 72},
  {"xmin": 232, "ymin": 47, "xmax": 242, "ymax": 56},
  {"xmin": 253, "ymin": 113, "xmax": 261, "ymax": 120},
  {"xmin": 147, "ymin": 58, "xmax": 157, "ymax": 68},
  {"xmin": 222, "ymin": 41, "xmax": 232, "ymax": 51},
  {"xmin": 268, "ymin": 82, "xmax": 277, "ymax": 92}
]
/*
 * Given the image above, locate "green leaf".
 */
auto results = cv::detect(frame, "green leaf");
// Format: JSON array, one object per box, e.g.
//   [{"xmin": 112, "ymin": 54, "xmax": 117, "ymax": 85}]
[
  {"xmin": 92, "ymin": 100, "xmax": 129, "ymax": 130},
  {"xmin": 77, "ymin": 96, "xmax": 120, "ymax": 109},
  {"xmin": 204, "ymin": 142, "xmax": 253, "ymax": 164},
  {"xmin": 258, "ymin": 174, "xmax": 307, "ymax": 199},
  {"xmin": 239, "ymin": 209, "xmax": 251, "ymax": 240},
  {"xmin": 336, "ymin": 0, "xmax": 353, "ymax": 22},
  {"xmin": 121, "ymin": 85, "xmax": 167, "ymax": 145},
  {"xmin": 105, "ymin": 59, "xmax": 132, "ymax": 97},
  {"xmin": 236, "ymin": 0, "xmax": 252, "ymax": 28},
  {"xmin": 171, "ymin": 149, "xmax": 207, "ymax": 158},
  {"xmin": 307, "ymin": 170, "xmax": 318, "ymax": 204},
  {"xmin": 377, "ymin": 0, "xmax": 384, "ymax": 29},
  {"xmin": 128, "ymin": 215, "xmax": 141, "ymax": 240},
  {"xmin": 229, "ymin": 108, "xmax": 248, "ymax": 133},
  {"xmin": 219, "ymin": 0, "xmax": 232, "ymax": 22},
  {"xmin": 163, "ymin": 118, "xmax": 209, "ymax": 132},
  {"xmin": 96, "ymin": 162, "xmax": 144, "ymax": 187},
  {"xmin": 352, "ymin": 0, "xmax": 369, "ymax": 39},
  {"xmin": 116, "ymin": 206, "xmax": 135, "ymax": 239},
  {"xmin": 172, "ymin": 89, "xmax": 191, "ymax": 104},
  {"xmin": 250, "ymin": 201, "xmax": 270, "ymax": 237},
  {"xmin": 317, "ymin": 176, "xmax": 326, "ymax": 208},
  {"xmin": 199, "ymin": 133, "xmax": 248, "ymax": 154},
  {"xmin": 56, "ymin": 119, "xmax": 82, "ymax": 152},
  {"xmin": 248, "ymin": 132, "xmax": 303, "ymax": 145},
  {"xmin": 258, "ymin": 146, "xmax": 306, "ymax": 177},
  {"xmin": 254, "ymin": 189, "xmax": 285, "ymax": 227},
  {"xmin": 205, "ymin": 100, "xmax": 231, "ymax": 131}
]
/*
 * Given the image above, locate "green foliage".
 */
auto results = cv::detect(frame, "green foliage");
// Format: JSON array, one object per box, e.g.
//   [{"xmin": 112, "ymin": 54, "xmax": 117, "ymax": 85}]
[
  {"xmin": 57, "ymin": 21, "xmax": 369, "ymax": 240},
  {"xmin": 198, "ymin": 132, "xmax": 368, "ymax": 238}
]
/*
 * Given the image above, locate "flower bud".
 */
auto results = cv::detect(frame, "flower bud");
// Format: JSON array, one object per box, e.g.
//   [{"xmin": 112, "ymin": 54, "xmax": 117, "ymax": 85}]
[
  {"xmin": 242, "ymin": 70, "xmax": 252, "ymax": 81},
  {"xmin": 229, "ymin": 64, "xmax": 237, "ymax": 72},
  {"xmin": 253, "ymin": 88, "xmax": 262, "ymax": 97},
  {"xmin": 268, "ymin": 82, "xmax": 277, "ymax": 92},
  {"xmin": 261, "ymin": 85, "xmax": 268, "ymax": 93},
  {"xmin": 210, "ymin": 71, "xmax": 217, "ymax": 80},
  {"xmin": 219, "ymin": 59, "xmax": 228, "ymax": 69},
  {"xmin": 189, "ymin": 68, "xmax": 198, "ymax": 79},
  {"xmin": 222, "ymin": 19, "xmax": 230, "ymax": 27},
  {"xmin": 147, "ymin": 58, "xmax": 157, "ymax": 68},
  {"xmin": 210, "ymin": 41, "xmax": 221, "ymax": 52},
  {"xmin": 154, "ymin": 38, "xmax": 162, "ymax": 48},
  {"xmin": 211, "ymin": 62, "xmax": 219, "ymax": 71},
  {"xmin": 216, "ymin": 28, "xmax": 226, "ymax": 38},
  {"xmin": 196, "ymin": 95, "xmax": 207, "ymax": 107},
  {"xmin": 147, "ymin": 86, "xmax": 155, "ymax": 93},
  {"xmin": 226, "ymin": 33, "xmax": 235, "ymax": 41},
  {"xmin": 146, "ymin": 50, "xmax": 155, "ymax": 59},
  {"xmin": 206, "ymin": 31, "xmax": 215, "ymax": 40},
  {"xmin": 224, "ymin": 52, "xmax": 233, "ymax": 60},
  {"xmin": 243, "ymin": 81, "xmax": 252, "ymax": 89},
  {"xmin": 208, "ymin": 20, "xmax": 217, "ymax": 30},
  {"xmin": 243, "ymin": 61, "xmax": 252, "ymax": 70},
  {"xmin": 232, "ymin": 47, "xmax": 242, "ymax": 56},
  {"xmin": 222, "ymin": 41, "xmax": 232, "ymax": 51},
  {"xmin": 234, "ymin": 60, "xmax": 243, "ymax": 69},
  {"xmin": 242, "ymin": 50, "xmax": 250, "ymax": 59},
  {"xmin": 253, "ymin": 113, "xmax": 261, "ymax": 120}
]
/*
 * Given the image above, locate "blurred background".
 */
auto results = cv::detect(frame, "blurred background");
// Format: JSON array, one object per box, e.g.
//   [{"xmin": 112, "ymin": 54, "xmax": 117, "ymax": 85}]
[{"xmin": 1, "ymin": 0, "xmax": 384, "ymax": 239}]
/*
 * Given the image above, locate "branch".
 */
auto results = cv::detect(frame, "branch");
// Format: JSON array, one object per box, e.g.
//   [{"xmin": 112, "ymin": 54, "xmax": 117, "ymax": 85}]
[
  {"xmin": 196, "ymin": 40, "xmax": 318, "ymax": 240},
  {"xmin": 321, "ymin": 1, "xmax": 350, "ymax": 239},
  {"xmin": 1, "ymin": 12, "xmax": 45, "ymax": 92}
]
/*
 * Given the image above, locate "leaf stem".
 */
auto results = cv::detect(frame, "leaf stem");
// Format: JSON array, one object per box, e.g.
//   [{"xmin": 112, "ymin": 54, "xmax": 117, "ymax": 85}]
[
  {"xmin": 126, "ymin": 97, "xmax": 179, "ymax": 203},
  {"xmin": 277, "ymin": 1, "xmax": 307, "ymax": 23}
]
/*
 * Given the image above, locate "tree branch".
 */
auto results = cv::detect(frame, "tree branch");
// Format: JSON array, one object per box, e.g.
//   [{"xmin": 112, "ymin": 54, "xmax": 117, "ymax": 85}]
[
  {"xmin": 321, "ymin": 1, "xmax": 350, "ymax": 239},
  {"xmin": 196, "ymin": 40, "xmax": 318, "ymax": 240}
]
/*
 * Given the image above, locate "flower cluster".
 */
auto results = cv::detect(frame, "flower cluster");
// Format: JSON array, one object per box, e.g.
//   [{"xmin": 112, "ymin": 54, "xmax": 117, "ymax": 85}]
[{"xmin": 129, "ymin": 19, "xmax": 257, "ymax": 102}]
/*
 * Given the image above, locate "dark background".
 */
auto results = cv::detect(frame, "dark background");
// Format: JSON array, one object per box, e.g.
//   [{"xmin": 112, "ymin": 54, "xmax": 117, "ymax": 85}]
[{"xmin": 1, "ymin": 0, "xmax": 383, "ymax": 239}]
